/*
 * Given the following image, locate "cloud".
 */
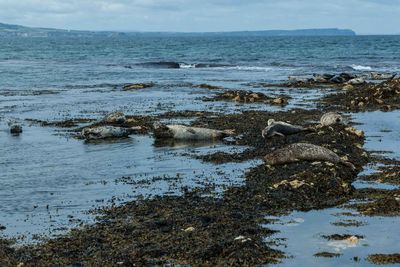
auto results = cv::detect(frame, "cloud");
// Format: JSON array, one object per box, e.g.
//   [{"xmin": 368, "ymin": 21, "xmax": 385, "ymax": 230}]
[{"xmin": 0, "ymin": 0, "xmax": 399, "ymax": 34}]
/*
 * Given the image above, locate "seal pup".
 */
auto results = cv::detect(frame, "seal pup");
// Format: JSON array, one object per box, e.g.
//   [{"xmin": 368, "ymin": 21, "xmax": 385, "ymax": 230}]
[
  {"xmin": 320, "ymin": 112, "xmax": 343, "ymax": 127},
  {"xmin": 153, "ymin": 123, "xmax": 234, "ymax": 141},
  {"xmin": 262, "ymin": 119, "xmax": 308, "ymax": 138},
  {"xmin": 82, "ymin": 126, "xmax": 141, "ymax": 140},
  {"xmin": 263, "ymin": 143, "xmax": 355, "ymax": 170},
  {"xmin": 103, "ymin": 112, "xmax": 126, "ymax": 124}
]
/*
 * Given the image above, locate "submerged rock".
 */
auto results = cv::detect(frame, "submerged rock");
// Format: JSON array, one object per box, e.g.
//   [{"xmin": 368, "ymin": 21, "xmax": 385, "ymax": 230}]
[
  {"xmin": 368, "ymin": 254, "xmax": 400, "ymax": 265},
  {"xmin": 123, "ymin": 83, "xmax": 154, "ymax": 90}
]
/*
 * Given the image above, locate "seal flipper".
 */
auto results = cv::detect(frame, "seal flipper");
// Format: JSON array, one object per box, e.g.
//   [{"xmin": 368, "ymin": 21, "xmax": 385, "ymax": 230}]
[{"xmin": 273, "ymin": 131, "xmax": 285, "ymax": 137}]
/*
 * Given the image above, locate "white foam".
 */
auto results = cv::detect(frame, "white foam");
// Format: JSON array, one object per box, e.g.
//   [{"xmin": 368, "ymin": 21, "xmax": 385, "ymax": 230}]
[
  {"xmin": 179, "ymin": 63, "xmax": 196, "ymax": 69},
  {"xmin": 351, "ymin": 64, "xmax": 372, "ymax": 71},
  {"xmin": 213, "ymin": 66, "xmax": 273, "ymax": 71}
]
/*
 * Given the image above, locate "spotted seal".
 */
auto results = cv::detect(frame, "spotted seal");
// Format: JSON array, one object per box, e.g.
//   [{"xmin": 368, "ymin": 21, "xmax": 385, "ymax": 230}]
[
  {"xmin": 262, "ymin": 119, "xmax": 308, "ymax": 138},
  {"xmin": 263, "ymin": 143, "xmax": 355, "ymax": 170},
  {"xmin": 153, "ymin": 123, "xmax": 234, "ymax": 141}
]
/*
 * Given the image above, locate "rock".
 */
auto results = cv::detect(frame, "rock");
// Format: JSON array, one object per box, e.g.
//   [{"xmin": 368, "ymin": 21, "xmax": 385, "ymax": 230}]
[
  {"xmin": 358, "ymin": 101, "xmax": 365, "ymax": 108},
  {"xmin": 345, "ymin": 127, "xmax": 364, "ymax": 138},
  {"xmin": 271, "ymin": 97, "xmax": 286, "ymax": 105},
  {"xmin": 343, "ymin": 84, "xmax": 354, "ymax": 90},
  {"xmin": 322, "ymin": 74, "xmax": 335, "ymax": 80},
  {"xmin": 234, "ymin": 235, "xmax": 252, "ymax": 243},
  {"xmin": 183, "ymin": 227, "xmax": 195, "ymax": 232},
  {"xmin": 330, "ymin": 75, "xmax": 346, "ymax": 84},
  {"xmin": 346, "ymin": 235, "xmax": 360, "ymax": 245},
  {"xmin": 288, "ymin": 76, "xmax": 308, "ymax": 83},
  {"xmin": 339, "ymin": 73, "xmax": 356, "ymax": 80},
  {"xmin": 103, "ymin": 112, "xmax": 126, "ymax": 124},
  {"xmin": 10, "ymin": 124, "xmax": 22, "ymax": 134},
  {"xmin": 273, "ymin": 179, "xmax": 307, "ymax": 189},
  {"xmin": 312, "ymin": 74, "xmax": 329, "ymax": 83},
  {"xmin": 123, "ymin": 83, "xmax": 154, "ymax": 90}
]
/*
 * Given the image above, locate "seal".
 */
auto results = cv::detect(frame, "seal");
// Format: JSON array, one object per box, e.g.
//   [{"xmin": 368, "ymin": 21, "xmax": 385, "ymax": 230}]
[
  {"xmin": 346, "ymin": 77, "xmax": 365, "ymax": 85},
  {"xmin": 320, "ymin": 112, "xmax": 343, "ymax": 126},
  {"xmin": 82, "ymin": 126, "xmax": 141, "ymax": 140},
  {"xmin": 370, "ymin": 72, "xmax": 396, "ymax": 80},
  {"xmin": 263, "ymin": 143, "xmax": 355, "ymax": 170},
  {"xmin": 9, "ymin": 124, "xmax": 22, "ymax": 134},
  {"xmin": 262, "ymin": 119, "xmax": 307, "ymax": 138},
  {"xmin": 153, "ymin": 123, "xmax": 234, "ymax": 141},
  {"xmin": 103, "ymin": 112, "xmax": 126, "ymax": 124}
]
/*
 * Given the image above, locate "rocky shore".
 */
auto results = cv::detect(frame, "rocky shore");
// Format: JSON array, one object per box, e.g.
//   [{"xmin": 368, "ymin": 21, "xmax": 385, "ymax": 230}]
[{"xmin": 1, "ymin": 73, "xmax": 399, "ymax": 266}]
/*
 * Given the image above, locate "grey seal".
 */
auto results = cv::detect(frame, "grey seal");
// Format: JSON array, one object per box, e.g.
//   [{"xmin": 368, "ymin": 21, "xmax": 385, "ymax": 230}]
[
  {"xmin": 82, "ymin": 126, "xmax": 141, "ymax": 140},
  {"xmin": 153, "ymin": 123, "xmax": 234, "ymax": 141},
  {"xmin": 262, "ymin": 119, "xmax": 308, "ymax": 138},
  {"xmin": 320, "ymin": 112, "xmax": 343, "ymax": 126},
  {"xmin": 264, "ymin": 143, "xmax": 355, "ymax": 170}
]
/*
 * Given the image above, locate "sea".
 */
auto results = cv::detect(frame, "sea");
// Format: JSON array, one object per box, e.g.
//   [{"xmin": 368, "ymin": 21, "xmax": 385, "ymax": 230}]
[{"xmin": 0, "ymin": 35, "xmax": 400, "ymax": 266}]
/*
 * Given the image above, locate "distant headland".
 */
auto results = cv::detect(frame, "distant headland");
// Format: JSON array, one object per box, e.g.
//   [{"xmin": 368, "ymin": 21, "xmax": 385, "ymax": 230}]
[{"xmin": 0, "ymin": 22, "xmax": 356, "ymax": 37}]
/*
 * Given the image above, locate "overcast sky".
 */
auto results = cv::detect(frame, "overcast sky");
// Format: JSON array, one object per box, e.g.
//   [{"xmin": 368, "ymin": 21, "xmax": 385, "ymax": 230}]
[{"xmin": 0, "ymin": 0, "xmax": 399, "ymax": 34}]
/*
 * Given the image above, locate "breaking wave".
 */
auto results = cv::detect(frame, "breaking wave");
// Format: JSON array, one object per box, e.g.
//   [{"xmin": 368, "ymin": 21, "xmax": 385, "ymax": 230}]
[{"xmin": 350, "ymin": 64, "xmax": 372, "ymax": 71}]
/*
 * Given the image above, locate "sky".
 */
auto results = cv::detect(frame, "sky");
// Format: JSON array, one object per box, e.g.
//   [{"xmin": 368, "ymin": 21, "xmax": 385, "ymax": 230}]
[{"xmin": 0, "ymin": 0, "xmax": 399, "ymax": 34}]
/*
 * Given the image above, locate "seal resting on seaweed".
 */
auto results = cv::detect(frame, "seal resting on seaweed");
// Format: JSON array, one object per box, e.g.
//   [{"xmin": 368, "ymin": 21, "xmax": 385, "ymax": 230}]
[
  {"xmin": 320, "ymin": 112, "xmax": 343, "ymax": 126},
  {"xmin": 262, "ymin": 119, "xmax": 308, "ymax": 138},
  {"xmin": 103, "ymin": 112, "xmax": 126, "ymax": 124},
  {"xmin": 82, "ymin": 126, "xmax": 141, "ymax": 140},
  {"xmin": 153, "ymin": 123, "xmax": 234, "ymax": 141},
  {"xmin": 264, "ymin": 143, "xmax": 355, "ymax": 170}
]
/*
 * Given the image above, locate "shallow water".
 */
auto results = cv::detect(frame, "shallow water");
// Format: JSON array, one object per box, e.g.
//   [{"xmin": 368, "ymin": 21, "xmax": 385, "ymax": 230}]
[
  {"xmin": 0, "ymin": 123, "xmax": 258, "ymax": 239},
  {"xmin": 267, "ymin": 208, "xmax": 400, "ymax": 267}
]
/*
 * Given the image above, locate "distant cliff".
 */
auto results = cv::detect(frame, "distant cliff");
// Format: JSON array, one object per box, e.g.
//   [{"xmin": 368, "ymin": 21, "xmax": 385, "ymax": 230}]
[
  {"xmin": 0, "ymin": 23, "xmax": 356, "ymax": 37},
  {"xmin": 0, "ymin": 23, "xmax": 125, "ymax": 37}
]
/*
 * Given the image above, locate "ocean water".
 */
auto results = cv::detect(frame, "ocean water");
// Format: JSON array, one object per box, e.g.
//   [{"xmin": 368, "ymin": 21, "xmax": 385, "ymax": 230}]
[{"xmin": 1, "ymin": 35, "xmax": 400, "ymax": 264}]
